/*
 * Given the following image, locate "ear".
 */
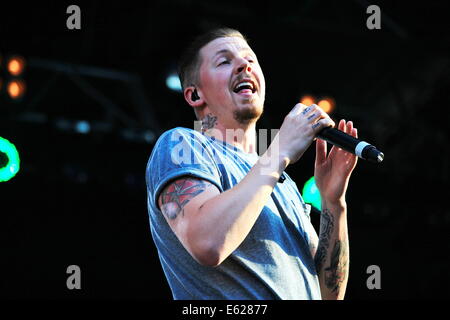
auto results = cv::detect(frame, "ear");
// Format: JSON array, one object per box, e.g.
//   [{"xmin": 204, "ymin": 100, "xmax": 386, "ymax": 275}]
[{"xmin": 184, "ymin": 86, "xmax": 204, "ymax": 107}]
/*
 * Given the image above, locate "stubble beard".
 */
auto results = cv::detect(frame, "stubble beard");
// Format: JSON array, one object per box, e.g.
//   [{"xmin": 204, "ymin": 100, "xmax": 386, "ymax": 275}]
[{"xmin": 233, "ymin": 100, "xmax": 264, "ymax": 125}]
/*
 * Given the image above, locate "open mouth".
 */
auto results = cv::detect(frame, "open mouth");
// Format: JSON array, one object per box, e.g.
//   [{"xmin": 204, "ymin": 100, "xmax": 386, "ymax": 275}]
[{"xmin": 233, "ymin": 80, "xmax": 257, "ymax": 95}]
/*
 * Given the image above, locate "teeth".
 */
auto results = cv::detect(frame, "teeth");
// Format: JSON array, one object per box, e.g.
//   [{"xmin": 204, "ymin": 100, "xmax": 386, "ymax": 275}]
[{"xmin": 235, "ymin": 81, "xmax": 254, "ymax": 91}]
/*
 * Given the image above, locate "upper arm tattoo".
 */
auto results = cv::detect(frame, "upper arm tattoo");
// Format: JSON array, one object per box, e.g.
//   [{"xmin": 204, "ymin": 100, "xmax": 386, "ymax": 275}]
[{"xmin": 159, "ymin": 177, "xmax": 213, "ymax": 220}]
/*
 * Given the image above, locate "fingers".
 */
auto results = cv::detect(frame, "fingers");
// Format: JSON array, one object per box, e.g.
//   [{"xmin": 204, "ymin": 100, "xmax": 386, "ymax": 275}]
[
  {"xmin": 349, "ymin": 121, "xmax": 358, "ymax": 139},
  {"xmin": 293, "ymin": 108, "xmax": 359, "ymax": 137},
  {"xmin": 328, "ymin": 119, "xmax": 359, "ymax": 159},
  {"xmin": 290, "ymin": 103, "xmax": 322, "ymax": 116},
  {"xmin": 343, "ymin": 119, "xmax": 358, "ymax": 138},
  {"xmin": 338, "ymin": 119, "xmax": 345, "ymax": 132},
  {"xmin": 315, "ymin": 137, "xmax": 327, "ymax": 166},
  {"xmin": 288, "ymin": 103, "xmax": 334, "ymax": 132},
  {"xmin": 340, "ymin": 120, "xmax": 359, "ymax": 158},
  {"xmin": 289, "ymin": 103, "xmax": 308, "ymax": 116},
  {"xmin": 303, "ymin": 104, "xmax": 334, "ymax": 131},
  {"xmin": 311, "ymin": 116, "xmax": 335, "ymax": 133},
  {"xmin": 338, "ymin": 119, "xmax": 357, "ymax": 137}
]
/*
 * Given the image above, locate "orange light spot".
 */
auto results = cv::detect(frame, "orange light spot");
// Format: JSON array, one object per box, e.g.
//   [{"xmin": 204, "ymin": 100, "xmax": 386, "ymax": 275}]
[
  {"xmin": 7, "ymin": 80, "xmax": 26, "ymax": 99},
  {"xmin": 318, "ymin": 98, "xmax": 335, "ymax": 113},
  {"xmin": 300, "ymin": 95, "xmax": 315, "ymax": 106},
  {"xmin": 7, "ymin": 56, "xmax": 26, "ymax": 76}
]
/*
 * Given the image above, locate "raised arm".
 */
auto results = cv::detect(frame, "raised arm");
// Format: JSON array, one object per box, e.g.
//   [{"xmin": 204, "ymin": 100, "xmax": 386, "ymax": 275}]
[
  {"xmin": 158, "ymin": 103, "xmax": 334, "ymax": 267},
  {"xmin": 313, "ymin": 119, "xmax": 358, "ymax": 300}
]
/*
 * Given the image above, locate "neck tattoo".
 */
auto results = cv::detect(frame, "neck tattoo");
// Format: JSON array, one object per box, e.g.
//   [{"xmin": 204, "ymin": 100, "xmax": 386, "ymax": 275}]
[{"xmin": 201, "ymin": 113, "xmax": 218, "ymax": 132}]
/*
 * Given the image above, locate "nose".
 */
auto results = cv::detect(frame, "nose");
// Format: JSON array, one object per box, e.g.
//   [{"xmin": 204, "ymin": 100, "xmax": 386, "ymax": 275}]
[{"xmin": 235, "ymin": 58, "xmax": 252, "ymax": 74}]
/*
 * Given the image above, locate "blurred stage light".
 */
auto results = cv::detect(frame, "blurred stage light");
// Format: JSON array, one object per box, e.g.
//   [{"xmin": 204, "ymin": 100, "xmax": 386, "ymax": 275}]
[
  {"xmin": 300, "ymin": 95, "xmax": 336, "ymax": 114},
  {"xmin": 143, "ymin": 130, "xmax": 155, "ymax": 143},
  {"xmin": 55, "ymin": 118, "xmax": 71, "ymax": 131},
  {"xmin": 0, "ymin": 136, "xmax": 20, "ymax": 182},
  {"xmin": 75, "ymin": 120, "xmax": 91, "ymax": 134},
  {"xmin": 7, "ymin": 55, "xmax": 26, "ymax": 76},
  {"xmin": 300, "ymin": 95, "xmax": 315, "ymax": 106},
  {"xmin": 166, "ymin": 73, "xmax": 182, "ymax": 92},
  {"xmin": 302, "ymin": 176, "xmax": 321, "ymax": 210},
  {"xmin": 318, "ymin": 97, "xmax": 335, "ymax": 113},
  {"xmin": 7, "ymin": 79, "xmax": 26, "ymax": 100}
]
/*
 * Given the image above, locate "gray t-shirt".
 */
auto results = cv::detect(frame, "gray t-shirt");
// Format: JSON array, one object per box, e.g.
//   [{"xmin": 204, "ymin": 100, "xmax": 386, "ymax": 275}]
[{"xmin": 146, "ymin": 127, "xmax": 322, "ymax": 300}]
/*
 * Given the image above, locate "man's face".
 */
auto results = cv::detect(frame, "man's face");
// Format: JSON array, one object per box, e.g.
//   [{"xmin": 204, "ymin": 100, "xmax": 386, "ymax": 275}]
[{"xmin": 197, "ymin": 36, "xmax": 266, "ymax": 124}]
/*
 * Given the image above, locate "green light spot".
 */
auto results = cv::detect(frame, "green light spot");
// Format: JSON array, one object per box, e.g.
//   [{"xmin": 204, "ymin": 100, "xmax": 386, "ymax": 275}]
[
  {"xmin": 0, "ymin": 137, "xmax": 20, "ymax": 182},
  {"xmin": 302, "ymin": 176, "xmax": 321, "ymax": 210}
]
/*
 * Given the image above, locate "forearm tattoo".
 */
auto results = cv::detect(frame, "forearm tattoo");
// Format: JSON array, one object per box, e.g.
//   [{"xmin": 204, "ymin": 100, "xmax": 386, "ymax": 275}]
[
  {"xmin": 201, "ymin": 113, "xmax": 218, "ymax": 131},
  {"xmin": 324, "ymin": 239, "xmax": 348, "ymax": 293},
  {"xmin": 314, "ymin": 208, "xmax": 334, "ymax": 272},
  {"xmin": 159, "ymin": 178, "xmax": 213, "ymax": 220}
]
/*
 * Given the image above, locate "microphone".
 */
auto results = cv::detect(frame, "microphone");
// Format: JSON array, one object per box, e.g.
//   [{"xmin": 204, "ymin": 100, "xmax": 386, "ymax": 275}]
[{"xmin": 317, "ymin": 127, "xmax": 384, "ymax": 163}]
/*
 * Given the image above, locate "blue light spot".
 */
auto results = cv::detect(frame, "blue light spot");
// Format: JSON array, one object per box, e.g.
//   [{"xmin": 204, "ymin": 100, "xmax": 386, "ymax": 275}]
[
  {"xmin": 166, "ymin": 74, "xmax": 182, "ymax": 92},
  {"xmin": 75, "ymin": 121, "xmax": 90, "ymax": 134}
]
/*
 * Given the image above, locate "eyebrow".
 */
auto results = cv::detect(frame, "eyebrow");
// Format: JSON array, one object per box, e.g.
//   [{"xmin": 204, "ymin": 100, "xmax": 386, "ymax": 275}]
[
  {"xmin": 213, "ymin": 48, "xmax": 254, "ymax": 59},
  {"xmin": 213, "ymin": 49, "xmax": 230, "ymax": 58}
]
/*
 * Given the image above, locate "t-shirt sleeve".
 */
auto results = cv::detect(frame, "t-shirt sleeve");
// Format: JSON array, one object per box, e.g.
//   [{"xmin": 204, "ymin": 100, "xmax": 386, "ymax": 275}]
[{"xmin": 146, "ymin": 128, "xmax": 223, "ymax": 210}]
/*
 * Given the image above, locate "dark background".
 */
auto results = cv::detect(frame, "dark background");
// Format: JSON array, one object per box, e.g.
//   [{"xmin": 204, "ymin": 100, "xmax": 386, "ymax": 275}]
[{"xmin": 0, "ymin": 0, "xmax": 449, "ymax": 300}]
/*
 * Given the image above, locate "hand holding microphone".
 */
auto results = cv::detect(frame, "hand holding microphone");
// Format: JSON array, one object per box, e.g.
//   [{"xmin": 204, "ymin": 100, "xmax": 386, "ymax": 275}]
[
  {"xmin": 275, "ymin": 103, "xmax": 383, "ymax": 185},
  {"xmin": 277, "ymin": 103, "xmax": 384, "ymax": 167},
  {"xmin": 317, "ymin": 126, "xmax": 384, "ymax": 163},
  {"xmin": 299, "ymin": 103, "xmax": 384, "ymax": 163},
  {"xmin": 277, "ymin": 103, "xmax": 336, "ymax": 165}
]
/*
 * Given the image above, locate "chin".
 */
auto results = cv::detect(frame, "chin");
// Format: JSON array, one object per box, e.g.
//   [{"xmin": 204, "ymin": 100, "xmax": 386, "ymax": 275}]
[{"xmin": 233, "ymin": 103, "xmax": 264, "ymax": 124}]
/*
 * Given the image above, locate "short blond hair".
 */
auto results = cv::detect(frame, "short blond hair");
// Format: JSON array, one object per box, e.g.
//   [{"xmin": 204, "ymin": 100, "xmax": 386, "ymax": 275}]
[{"xmin": 178, "ymin": 28, "xmax": 247, "ymax": 93}]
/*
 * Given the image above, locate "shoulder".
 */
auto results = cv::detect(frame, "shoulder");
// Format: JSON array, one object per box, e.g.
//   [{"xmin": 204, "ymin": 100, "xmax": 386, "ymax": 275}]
[
  {"xmin": 160, "ymin": 126, "xmax": 205, "ymax": 139},
  {"xmin": 147, "ymin": 126, "xmax": 215, "ymax": 169},
  {"xmin": 154, "ymin": 127, "xmax": 208, "ymax": 147}
]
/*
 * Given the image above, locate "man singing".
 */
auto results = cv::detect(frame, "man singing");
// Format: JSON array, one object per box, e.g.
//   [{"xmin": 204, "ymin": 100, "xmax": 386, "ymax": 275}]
[{"xmin": 146, "ymin": 28, "xmax": 358, "ymax": 299}]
